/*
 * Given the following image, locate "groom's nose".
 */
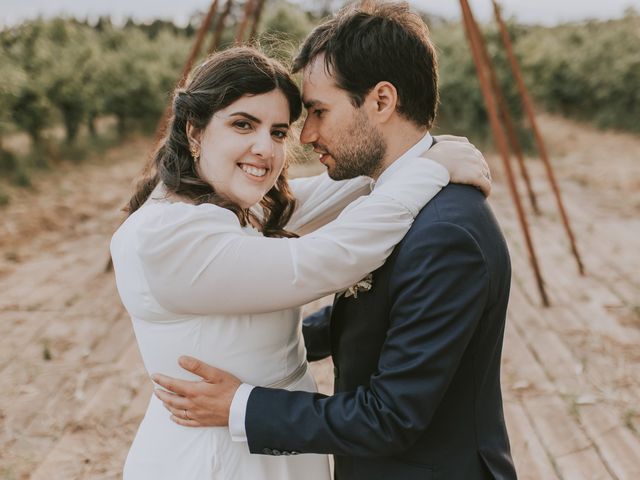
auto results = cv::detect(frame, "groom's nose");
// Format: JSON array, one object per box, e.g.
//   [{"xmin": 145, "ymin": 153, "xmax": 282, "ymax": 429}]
[{"xmin": 299, "ymin": 118, "xmax": 318, "ymax": 145}]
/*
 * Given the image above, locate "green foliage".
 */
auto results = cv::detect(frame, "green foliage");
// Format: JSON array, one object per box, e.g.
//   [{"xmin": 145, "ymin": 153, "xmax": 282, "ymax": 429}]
[
  {"xmin": 262, "ymin": 2, "xmax": 315, "ymax": 44},
  {"xmin": 2, "ymin": 20, "xmax": 53, "ymax": 147},
  {"xmin": 432, "ymin": 23, "xmax": 533, "ymax": 149},
  {"xmin": 98, "ymin": 34, "xmax": 161, "ymax": 136},
  {"xmin": 432, "ymin": 24, "xmax": 487, "ymax": 139},
  {"xmin": 256, "ymin": 2, "xmax": 315, "ymax": 64},
  {"xmin": 516, "ymin": 14, "xmax": 640, "ymax": 132},
  {"xmin": 0, "ymin": 8, "xmax": 638, "ymax": 191},
  {"xmin": 0, "ymin": 186, "xmax": 9, "ymax": 207},
  {"xmin": 44, "ymin": 20, "xmax": 100, "ymax": 143},
  {"xmin": 11, "ymin": 165, "xmax": 32, "ymax": 187},
  {"xmin": 10, "ymin": 84, "xmax": 52, "ymax": 147},
  {"xmin": 431, "ymin": 14, "xmax": 640, "ymax": 143},
  {"xmin": 0, "ymin": 49, "xmax": 23, "ymax": 141},
  {"xmin": 1, "ymin": 16, "xmax": 191, "ymax": 146},
  {"xmin": 0, "ymin": 16, "xmax": 191, "ymax": 186},
  {"xmin": 0, "ymin": 148, "xmax": 17, "ymax": 173}
]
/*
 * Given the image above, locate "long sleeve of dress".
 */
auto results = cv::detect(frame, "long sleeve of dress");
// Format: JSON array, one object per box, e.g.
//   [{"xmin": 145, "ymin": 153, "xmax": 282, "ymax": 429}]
[
  {"xmin": 287, "ymin": 174, "xmax": 373, "ymax": 235},
  {"xmin": 136, "ymin": 157, "xmax": 449, "ymax": 316}
]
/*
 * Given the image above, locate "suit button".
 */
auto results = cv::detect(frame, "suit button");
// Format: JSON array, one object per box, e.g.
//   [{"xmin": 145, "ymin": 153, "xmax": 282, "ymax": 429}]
[
  {"xmin": 333, "ymin": 366, "xmax": 340, "ymax": 378},
  {"xmin": 262, "ymin": 448, "xmax": 272, "ymax": 455}
]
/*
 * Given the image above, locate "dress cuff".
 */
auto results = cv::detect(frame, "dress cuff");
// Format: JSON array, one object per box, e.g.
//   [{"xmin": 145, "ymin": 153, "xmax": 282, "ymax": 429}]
[{"xmin": 229, "ymin": 383, "xmax": 255, "ymax": 442}]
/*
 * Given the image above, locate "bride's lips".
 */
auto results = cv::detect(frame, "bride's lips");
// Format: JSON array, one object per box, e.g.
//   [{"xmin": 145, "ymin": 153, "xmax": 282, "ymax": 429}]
[{"xmin": 237, "ymin": 162, "xmax": 270, "ymax": 182}]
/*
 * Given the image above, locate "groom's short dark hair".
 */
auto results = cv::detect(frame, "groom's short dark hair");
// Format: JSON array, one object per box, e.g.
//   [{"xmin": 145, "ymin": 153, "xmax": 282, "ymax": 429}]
[{"xmin": 292, "ymin": 0, "xmax": 439, "ymax": 129}]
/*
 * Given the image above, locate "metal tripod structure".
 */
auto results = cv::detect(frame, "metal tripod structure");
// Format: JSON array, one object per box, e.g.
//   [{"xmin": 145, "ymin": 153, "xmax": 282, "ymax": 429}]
[{"xmin": 459, "ymin": 0, "xmax": 584, "ymax": 306}]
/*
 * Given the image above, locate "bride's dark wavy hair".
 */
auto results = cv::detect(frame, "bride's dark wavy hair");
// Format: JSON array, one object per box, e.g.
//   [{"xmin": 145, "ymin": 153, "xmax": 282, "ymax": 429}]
[{"xmin": 126, "ymin": 47, "xmax": 302, "ymax": 238}]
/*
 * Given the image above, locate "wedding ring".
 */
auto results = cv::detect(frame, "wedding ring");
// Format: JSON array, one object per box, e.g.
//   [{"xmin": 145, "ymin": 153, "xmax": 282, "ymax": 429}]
[{"xmin": 184, "ymin": 409, "xmax": 190, "ymax": 420}]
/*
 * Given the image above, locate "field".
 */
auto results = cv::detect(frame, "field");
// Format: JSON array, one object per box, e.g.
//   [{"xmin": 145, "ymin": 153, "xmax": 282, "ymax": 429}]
[{"xmin": 0, "ymin": 113, "xmax": 639, "ymax": 479}]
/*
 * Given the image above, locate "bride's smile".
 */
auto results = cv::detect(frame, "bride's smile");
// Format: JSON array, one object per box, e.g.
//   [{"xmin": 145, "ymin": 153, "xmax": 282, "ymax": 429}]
[{"xmin": 187, "ymin": 90, "xmax": 291, "ymax": 209}]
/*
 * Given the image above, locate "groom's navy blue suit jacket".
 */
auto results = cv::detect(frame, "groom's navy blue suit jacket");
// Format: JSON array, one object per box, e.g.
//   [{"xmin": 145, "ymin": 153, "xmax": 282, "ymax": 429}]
[{"xmin": 245, "ymin": 184, "xmax": 517, "ymax": 480}]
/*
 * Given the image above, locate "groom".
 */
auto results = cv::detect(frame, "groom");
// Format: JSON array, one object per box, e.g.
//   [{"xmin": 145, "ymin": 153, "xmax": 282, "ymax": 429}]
[{"xmin": 153, "ymin": 2, "xmax": 517, "ymax": 478}]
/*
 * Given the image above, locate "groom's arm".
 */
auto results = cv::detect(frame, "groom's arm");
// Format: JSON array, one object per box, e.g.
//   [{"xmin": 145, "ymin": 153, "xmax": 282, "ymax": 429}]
[
  {"xmin": 245, "ymin": 221, "xmax": 490, "ymax": 456},
  {"xmin": 227, "ymin": 305, "xmax": 333, "ymax": 441},
  {"xmin": 302, "ymin": 305, "xmax": 332, "ymax": 362}
]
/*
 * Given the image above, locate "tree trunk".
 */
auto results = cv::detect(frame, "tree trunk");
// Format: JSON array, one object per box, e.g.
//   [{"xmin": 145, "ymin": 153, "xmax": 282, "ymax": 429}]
[
  {"xmin": 29, "ymin": 130, "xmax": 48, "ymax": 169},
  {"xmin": 64, "ymin": 117, "xmax": 80, "ymax": 145},
  {"xmin": 88, "ymin": 112, "xmax": 98, "ymax": 138},
  {"xmin": 117, "ymin": 115, "xmax": 128, "ymax": 138}
]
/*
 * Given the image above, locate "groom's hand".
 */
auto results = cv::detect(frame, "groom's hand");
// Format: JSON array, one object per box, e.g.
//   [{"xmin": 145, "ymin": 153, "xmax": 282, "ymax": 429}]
[{"xmin": 151, "ymin": 356, "xmax": 241, "ymax": 428}]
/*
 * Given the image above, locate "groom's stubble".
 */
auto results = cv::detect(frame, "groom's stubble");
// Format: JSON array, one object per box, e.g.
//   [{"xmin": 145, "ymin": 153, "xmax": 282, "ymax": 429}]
[{"xmin": 323, "ymin": 108, "xmax": 387, "ymax": 181}]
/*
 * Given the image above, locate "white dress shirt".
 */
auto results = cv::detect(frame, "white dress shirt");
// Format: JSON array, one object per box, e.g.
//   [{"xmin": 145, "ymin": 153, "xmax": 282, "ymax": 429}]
[{"xmin": 229, "ymin": 133, "xmax": 436, "ymax": 442}]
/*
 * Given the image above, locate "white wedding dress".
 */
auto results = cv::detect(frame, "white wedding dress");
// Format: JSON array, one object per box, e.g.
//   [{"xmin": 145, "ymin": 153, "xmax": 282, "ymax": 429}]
[{"xmin": 110, "ymin": 154, "xmax": 449, "ymax": 480}]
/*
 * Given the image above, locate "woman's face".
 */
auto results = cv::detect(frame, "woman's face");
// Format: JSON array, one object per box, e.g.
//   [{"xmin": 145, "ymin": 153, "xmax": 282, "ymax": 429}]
[{"xmin": 191, "ymin": 90, "xmax": 292, "ymax": 209}]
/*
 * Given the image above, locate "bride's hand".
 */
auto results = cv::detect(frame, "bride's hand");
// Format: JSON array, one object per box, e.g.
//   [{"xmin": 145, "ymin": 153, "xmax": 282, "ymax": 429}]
[{"xmin": 422, "ymin": 135, "xmax": 492, "ymax": 197}]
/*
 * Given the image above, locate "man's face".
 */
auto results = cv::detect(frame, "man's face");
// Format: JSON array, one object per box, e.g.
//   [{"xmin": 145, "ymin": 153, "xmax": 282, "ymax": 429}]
[{"xmin": 299, "ymin": 55, "xmax": 386, "ymax": 180}]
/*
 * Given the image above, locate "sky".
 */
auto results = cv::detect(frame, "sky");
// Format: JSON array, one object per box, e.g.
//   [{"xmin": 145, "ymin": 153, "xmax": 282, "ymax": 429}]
[{"xmin": 1, "ymin": 0, "xmax": 639, "ymax": 27}]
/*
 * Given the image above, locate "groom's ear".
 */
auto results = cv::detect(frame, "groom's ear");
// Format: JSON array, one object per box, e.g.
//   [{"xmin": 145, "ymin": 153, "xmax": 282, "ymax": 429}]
[{"xmin": 365, "ymin": 81, "xmax": 398, "ymax": 124}]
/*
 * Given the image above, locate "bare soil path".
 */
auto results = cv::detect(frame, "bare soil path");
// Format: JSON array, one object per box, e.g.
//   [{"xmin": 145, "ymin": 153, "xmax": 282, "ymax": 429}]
[{"xmin": 1, "ymin": 116, "xmax": 638, "ymax": 479}]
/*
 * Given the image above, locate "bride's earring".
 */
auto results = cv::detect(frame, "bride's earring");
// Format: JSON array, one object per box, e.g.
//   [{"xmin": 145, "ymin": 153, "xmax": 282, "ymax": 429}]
[{"xmin": 190, "ymin": 146, "xmax": 200, "ymax": 163}]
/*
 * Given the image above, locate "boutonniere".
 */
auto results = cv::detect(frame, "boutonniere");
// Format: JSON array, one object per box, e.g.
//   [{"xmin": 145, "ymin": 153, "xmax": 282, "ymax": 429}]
[{"xmin": 342, "ymin": 273, "xmax": 373, "ymax": 299}]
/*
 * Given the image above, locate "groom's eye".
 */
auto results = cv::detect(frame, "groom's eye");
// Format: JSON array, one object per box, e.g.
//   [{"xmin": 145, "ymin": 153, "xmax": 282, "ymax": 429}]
[{"xmin": 312, "ymin": 109, "xmax": 326, "ymax": 118}]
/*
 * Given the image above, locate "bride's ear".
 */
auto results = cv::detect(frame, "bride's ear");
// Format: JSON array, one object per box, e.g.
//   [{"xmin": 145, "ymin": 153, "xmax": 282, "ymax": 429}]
[{"xmin": 186, "ymin": 121, "xmax": 202, "ymax": 151}]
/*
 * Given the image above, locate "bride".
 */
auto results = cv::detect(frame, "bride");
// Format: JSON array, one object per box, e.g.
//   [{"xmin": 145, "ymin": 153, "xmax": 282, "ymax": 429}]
[{"xmin": 110, "ymin": 47, "xmax": 488, "ymax": 479}]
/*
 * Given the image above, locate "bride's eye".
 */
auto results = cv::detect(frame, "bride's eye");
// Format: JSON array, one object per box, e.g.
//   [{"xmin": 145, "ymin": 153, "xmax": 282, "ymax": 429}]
[{"xmin": 233, "ymin": 121, "xmax": 252, "ymax": 131}]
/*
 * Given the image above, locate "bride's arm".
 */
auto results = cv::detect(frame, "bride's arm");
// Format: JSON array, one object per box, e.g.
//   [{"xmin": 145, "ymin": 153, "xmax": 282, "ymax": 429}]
[
  {"xmin": 135, "ymin": 156, "xmax": 449, "ymax": 316},
  {"xmin": 286, "ymin": 174, "xmax": 373, "ymax": 235},
  {"xmin": 286, "ymin": 137, "xmax": 490, "ymax": 235}
]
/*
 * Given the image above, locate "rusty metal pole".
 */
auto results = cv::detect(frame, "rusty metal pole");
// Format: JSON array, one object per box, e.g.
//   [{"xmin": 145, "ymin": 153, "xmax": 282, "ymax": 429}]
[
  {"xmin": 151, "ymin": 0, "xmax": 220, "ymax": 152},
  {"xmin": 460, "ymin": 0, "xmax": 550, "ymax": 306},
  {"xmin": 235, "ymin": 0, "xmax": 256, "ymax": 43},
  {"xmin": 467, "ymin": 16, "xmax": 540, "ymax": 214},
  {"xmin": 492, "ymin": 0, "xmax": 585, "ymax": 275},
  {"xmin": 209, "ymin": 0, "xmax": 234, "ymax": 53},
  {"xmin": 249, "ymin": 0, "xmax": 267, "ymax": 41},
  {"xmin": 177, "ymin": 0, "xmax": 220, "ymax": 87}
]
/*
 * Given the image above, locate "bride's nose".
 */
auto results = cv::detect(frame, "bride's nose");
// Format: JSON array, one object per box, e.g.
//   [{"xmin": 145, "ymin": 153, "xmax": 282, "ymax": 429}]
[{"xmin": 250, "ymin": 130, "xmax": 274, "ymax": 159}]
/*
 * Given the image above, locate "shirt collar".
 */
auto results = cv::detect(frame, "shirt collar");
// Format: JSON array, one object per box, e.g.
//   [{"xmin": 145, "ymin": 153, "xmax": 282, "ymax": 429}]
[{"xmin": 374, "ymin": 132, "xmax": 433, "ymax": 189}]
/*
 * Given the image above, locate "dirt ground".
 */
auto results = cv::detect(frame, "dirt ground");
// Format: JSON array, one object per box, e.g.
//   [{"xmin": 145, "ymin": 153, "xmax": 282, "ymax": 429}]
[{"xmin": 0, "ymin": 114, "xmax": 639, "ymax": 479}]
